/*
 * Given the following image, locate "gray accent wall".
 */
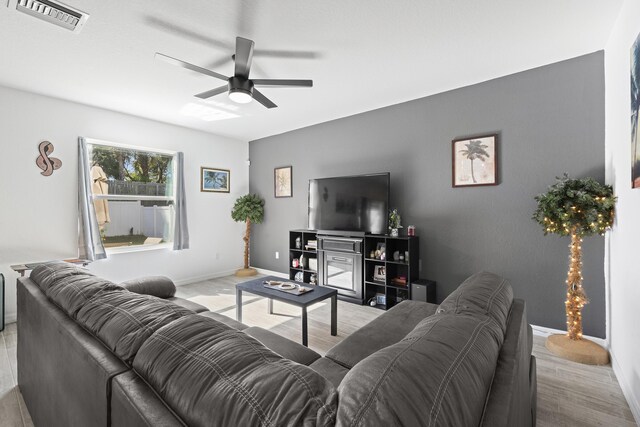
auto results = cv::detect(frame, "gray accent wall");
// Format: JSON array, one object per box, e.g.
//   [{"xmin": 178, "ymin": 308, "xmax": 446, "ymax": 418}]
[{"xmin": 249, "ymin": 52, "xmax": 606, "ymax": 338}]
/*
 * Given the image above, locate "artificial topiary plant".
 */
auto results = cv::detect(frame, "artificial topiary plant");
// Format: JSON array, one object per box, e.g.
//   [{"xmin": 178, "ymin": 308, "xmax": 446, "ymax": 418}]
[
  {"xmin": 231, "ymin": 194, "xmax": 265, "ymax": 276},
  {"xmin": 532, "ymin": 174, "xmax": 615, "ymax": 363}
]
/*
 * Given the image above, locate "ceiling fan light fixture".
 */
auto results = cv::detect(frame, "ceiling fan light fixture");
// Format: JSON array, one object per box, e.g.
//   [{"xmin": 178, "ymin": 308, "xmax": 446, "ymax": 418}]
[
  {"xmin": 157, "ymin": 37, "xmax": 311, "ymax": 109},
  {"xmin": 228, "ymin": 88, "xmax": 253, "ymax": 104}
]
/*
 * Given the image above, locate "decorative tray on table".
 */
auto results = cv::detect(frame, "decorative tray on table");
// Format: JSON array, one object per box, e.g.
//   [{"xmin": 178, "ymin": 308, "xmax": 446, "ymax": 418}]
[{"xmin": 263, "ymin": 280, "xmax": 314, "ymax": 296}]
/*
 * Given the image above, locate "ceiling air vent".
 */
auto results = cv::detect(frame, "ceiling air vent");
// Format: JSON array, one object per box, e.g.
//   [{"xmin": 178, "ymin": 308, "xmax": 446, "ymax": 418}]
[{"xmin": 12, "ymin": 0, "xmax": 89, "ymax": 33}]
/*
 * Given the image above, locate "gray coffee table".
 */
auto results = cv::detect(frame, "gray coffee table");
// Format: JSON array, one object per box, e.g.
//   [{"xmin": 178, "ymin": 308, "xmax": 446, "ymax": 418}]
[{"xmin": 236, "ymin": 276, "xmax": 337, "ymax": 346}]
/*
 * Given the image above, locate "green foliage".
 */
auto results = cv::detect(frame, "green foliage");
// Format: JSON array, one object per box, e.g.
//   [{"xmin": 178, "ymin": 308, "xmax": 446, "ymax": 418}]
[
  {"xmin": 231, "ymin": 194, "xmax": 265, "ymax": 224},
  {"xmin": 91, "ymin": 146, "xmax": 172, "ymax": 184},
  {"xmin": 204, "ymin": 171, "xmax": 228, "ymax": 189},
  {"xmin": 532, "ymin": 174, "xmax": 616, "ymax": 237},
  {"xmin": 389, "ymin": 208, "xmax": 402, "ymax": 229},
  {"xmin": 92, "ymin": 147, "xmax": 130, "ymax": 180}
]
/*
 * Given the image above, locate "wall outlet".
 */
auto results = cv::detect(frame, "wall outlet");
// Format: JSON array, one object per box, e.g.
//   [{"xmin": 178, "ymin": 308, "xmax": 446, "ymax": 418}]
[{"xmin": 275, "ymin": 251, "xmax": 280, "ymax": 259}]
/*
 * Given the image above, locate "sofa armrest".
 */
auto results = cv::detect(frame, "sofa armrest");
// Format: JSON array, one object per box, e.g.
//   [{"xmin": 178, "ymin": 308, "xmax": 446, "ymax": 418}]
[
  {"xmin": 326, "ymin": 300, "xmax": 438, "ymax": 369},
  {"xmin": 121, "ymin": 276, "xmax": 176, "ymax": 298},
  {"xmin": 112, "ymin": 371, "xmax": 184, "ymax": 427}
]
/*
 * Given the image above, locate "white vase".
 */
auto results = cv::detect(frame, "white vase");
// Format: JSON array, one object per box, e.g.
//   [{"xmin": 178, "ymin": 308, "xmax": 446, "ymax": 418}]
[{"xmin": 390, "ymin": 228, "xmax": 399, "ymax": 237}]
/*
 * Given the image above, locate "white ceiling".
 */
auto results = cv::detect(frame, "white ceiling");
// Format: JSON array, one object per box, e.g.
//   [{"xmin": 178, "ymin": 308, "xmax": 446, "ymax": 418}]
[{"xmin": 0, "ymin": 0, "xmax": 624, "ymax": 141}]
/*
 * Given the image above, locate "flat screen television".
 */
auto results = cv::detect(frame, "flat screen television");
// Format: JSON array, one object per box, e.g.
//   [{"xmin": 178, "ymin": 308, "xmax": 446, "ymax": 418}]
[{"xmin": 308, "ymin": 173, "xmax": 390, "ymax": 234}]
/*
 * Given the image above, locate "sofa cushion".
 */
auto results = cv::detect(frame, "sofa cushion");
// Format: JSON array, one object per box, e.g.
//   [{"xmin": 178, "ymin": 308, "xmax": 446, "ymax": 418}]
[
  {"xmin": 309, "ymin": 357, "xmax": 350, "ymax": 388},
  {"xmin": 244, "ymin": 326, "xmax": 321, "ymax": 366},
  {"xmin": 133, "ymin": 315, "xmax": 338, "ymax": 427},
  {"xmin": 30, "ymin": 261, "xmax": 94, "ymax": 292},
  {"xmin": 121, "ymin": 276, "xmax": 176, "ymax": 298},
  {"xmin": 437, "ymin": 271, "xmax": 513, "ymax": 332},
  {"xmin": 336, "ymin": 312, "xmax": 504, "ymax": 427},
  {"xmin": 31, "ymin": 262, "xmax": 123, "ymax": 318},
  {"xmin": 167, "ymin": 296, "xmax": 209, "ymax": 313},
  {"xmin": 76, "ymin": 291, "xmax": 193, "ymax": 364},
  {"xmin": 325, "ymin": 300, "xmax": 438, "ymax": 369}
]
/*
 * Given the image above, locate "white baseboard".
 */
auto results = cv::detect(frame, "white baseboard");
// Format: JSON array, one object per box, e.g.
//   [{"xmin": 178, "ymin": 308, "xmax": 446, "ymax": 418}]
[
  {"xmin": 172, "ymin": 267, "xmax": 287, "ymax": 286},
  {"xmin": 173, "ymin": 269, "xmax": 239, "ymax": 286},
  {"xmin": 610, "ymin": 351, "xmax": 640, "ymax": 425},
  {"xmin": 530, "ymin": 324, "xmax": 608, "ymax": 349}
]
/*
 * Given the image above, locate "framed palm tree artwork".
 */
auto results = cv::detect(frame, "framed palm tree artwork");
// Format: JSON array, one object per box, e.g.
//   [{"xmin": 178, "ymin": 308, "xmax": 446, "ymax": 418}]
[
  {"xmin": 452, "ymin": 134, "xmax": 498, "ymax": 187},
  {"xmin": 201, "ymin": 167, "xmax": 230, "ymax": 193}
]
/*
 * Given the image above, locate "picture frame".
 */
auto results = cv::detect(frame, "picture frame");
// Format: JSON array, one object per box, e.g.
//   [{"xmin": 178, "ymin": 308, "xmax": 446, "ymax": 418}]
[
  {"xmin": 373, "ymin": 265, "xmax": 386, "ymax": 282},
  {"xmin": 375, "ymin": 242, "xmax": 386, "ymax": 260},
  {"xmin": 274, "ymin": 166, "xmax": 293, "ymax": 198},
  {"xmin": 201, "ymin": 167, "xmax": 230, "ymax": 193},
  {"xmin": 452, "ymin": 134, "xmax": 498, "ymax": 187}
]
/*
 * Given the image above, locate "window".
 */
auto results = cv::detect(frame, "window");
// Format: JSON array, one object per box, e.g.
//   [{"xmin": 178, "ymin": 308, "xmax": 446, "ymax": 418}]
[{"xmin": 86, "ymin": 139, "xmax": 176, "ymax": 251}]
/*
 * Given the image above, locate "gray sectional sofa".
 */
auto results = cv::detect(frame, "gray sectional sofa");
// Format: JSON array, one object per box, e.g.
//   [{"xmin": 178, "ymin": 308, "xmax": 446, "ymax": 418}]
[{"xmin": 17, "ymin": 262, "xmax": 536, "ymax": 426}]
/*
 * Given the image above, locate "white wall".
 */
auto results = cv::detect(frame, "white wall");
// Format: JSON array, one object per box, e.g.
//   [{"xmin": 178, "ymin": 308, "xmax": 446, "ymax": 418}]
[
  {"xmin": 0, "ymin": 85, "xmax": 249, "ymax": 324},
  {"xmin": 604, "ymin": 0, "xmax": 640, "ymax": 421}
]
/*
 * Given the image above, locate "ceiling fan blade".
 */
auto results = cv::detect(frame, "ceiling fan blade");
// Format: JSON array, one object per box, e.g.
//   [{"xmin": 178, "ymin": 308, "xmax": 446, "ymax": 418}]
[
  {"xmin": 252, "ymin": 79, "xmax": 313, "ymax": 87},
  {"xmin": 252, "ymin": 89, "xmax": 277, "ymax": 109},
  {"xmin": 155, "ymin": 53, "xmax": 229, "ymax": 82},
  {"xmin": 195, "ymin": 85, "xmax": 229, "ymax": 99},
  {"xmin": 234, "ymin": 37, "xmax": 254, "ymax": 79}
]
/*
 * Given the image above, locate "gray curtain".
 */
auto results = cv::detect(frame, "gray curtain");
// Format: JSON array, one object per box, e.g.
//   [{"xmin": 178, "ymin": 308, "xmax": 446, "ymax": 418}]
[
  {"xmin": 78, "ymin": 137, "xmax": 106, "ymax": 260},
  {"xmin": 173, "ymin": 152, "xmax": 190, "ymax": 250}
]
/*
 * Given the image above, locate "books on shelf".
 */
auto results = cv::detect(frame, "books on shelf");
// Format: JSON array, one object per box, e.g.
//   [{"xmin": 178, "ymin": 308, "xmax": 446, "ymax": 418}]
[
  {"xmin": 305, "ymin": 240, "xmax": 317, "ymax": 250},
  {"xmin": 391, "ymin": 276, "xmax": 407, "ymax": 287}
]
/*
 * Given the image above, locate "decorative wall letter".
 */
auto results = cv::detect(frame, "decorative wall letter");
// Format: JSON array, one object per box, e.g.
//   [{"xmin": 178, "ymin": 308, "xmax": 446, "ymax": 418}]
[{"xmin": 36, "ymin": 141, "xmax": 62, "ymax": 176}]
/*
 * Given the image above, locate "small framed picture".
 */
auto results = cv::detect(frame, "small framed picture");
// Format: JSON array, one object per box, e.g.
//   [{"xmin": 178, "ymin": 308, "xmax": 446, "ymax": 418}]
[
  {"xmin": 274, "ymin": 166, "xmax": 293, "ymax": 198},
  {"xmin": 375, "ymin": 242, "xmax": 386, "ymax": 260},
  {"xmin": 376, "ymin": 294, "xmax": 386, "ymax": 306},
  {"xmin": 452, "ymin": 134, "xmax": 498, "ymax": 187},
  {"xmin": 201, "ymin": 167, "xmax": 230, "ymax": 193},
  {"xmin": 373, "ymin": 265, "xmax": 386, "ymax": 282}
]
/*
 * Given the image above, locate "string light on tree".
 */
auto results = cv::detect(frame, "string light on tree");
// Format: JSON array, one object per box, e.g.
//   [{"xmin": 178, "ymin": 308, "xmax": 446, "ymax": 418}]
[{"xmin": 533, "ymin": 174, "xmax": 616, "ymax": 364}]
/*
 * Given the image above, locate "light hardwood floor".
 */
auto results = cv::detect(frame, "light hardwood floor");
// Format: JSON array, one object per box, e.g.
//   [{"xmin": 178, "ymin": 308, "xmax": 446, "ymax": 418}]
[{"xmin": 0, "ymin": 274, "xmax": 636, "ymax": 427}]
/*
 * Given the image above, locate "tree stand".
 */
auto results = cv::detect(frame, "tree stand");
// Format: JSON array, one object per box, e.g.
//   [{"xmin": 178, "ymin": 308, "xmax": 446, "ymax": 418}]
[{"xmin": 235, "ymin": 268, "xmax": 257, "ymax": 277}]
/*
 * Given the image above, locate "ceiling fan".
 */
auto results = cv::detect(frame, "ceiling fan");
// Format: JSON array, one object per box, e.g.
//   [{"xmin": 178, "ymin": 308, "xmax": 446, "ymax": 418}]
[{"xmin": 156, "ymin": 37, "xmax": 313, "ymax": 109}]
